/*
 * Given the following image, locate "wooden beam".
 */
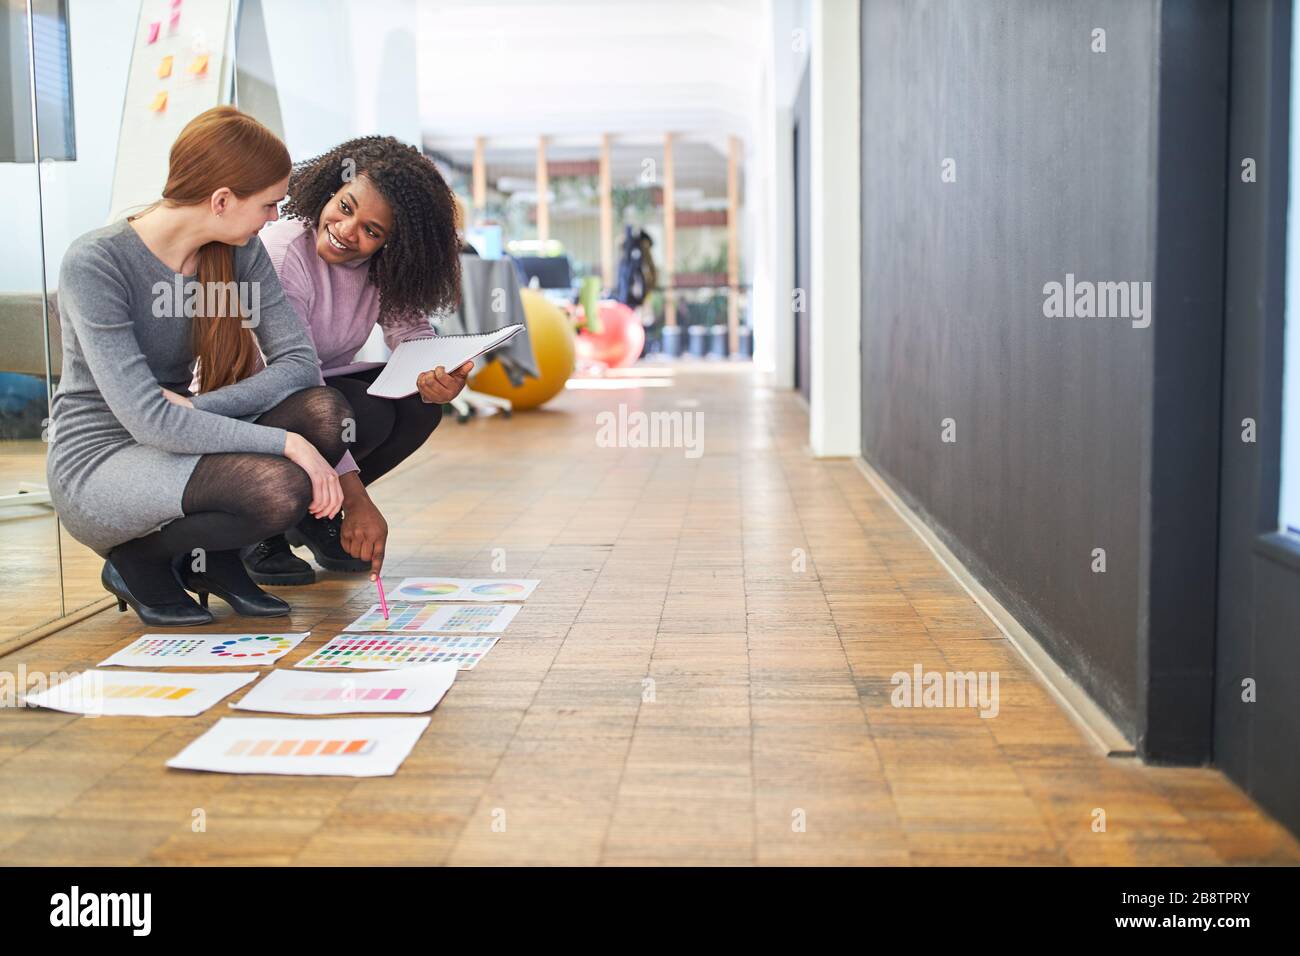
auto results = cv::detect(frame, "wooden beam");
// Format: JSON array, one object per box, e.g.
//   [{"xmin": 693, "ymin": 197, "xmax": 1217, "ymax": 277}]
[
  {"xmin": 663, "ymin": 132, "xmax": 676, "ymax": 327},
  {"xmin": 727, "ymin": 134, "xmax": 740, "ymax": 355},
  {"xmin": 536, "ymin": 135, "xmax": 549, "ymax": 243},
  {"xmin": 600, "ymin": 133, "xmax": 613, "ymax": 289},
  {"xmin": 472, "ymin": 136, "xmax": 487, "ymax": 210}
]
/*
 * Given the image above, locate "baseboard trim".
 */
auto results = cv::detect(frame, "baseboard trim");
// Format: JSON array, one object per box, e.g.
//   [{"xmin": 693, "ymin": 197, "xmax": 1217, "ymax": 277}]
[
  {"xmin": 853, "ymin": 457, "xmax": 1135, "ymax": 757},
  {"xmin": 0, "ymin": 596, "xmax": 115, "ymax": 660}
]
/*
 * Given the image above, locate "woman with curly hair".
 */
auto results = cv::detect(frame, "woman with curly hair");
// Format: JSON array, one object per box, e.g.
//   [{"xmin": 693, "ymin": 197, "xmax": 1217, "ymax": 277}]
[{"xmin": 229, "ymin": 136, "xmax": 469, "ymax": 586}]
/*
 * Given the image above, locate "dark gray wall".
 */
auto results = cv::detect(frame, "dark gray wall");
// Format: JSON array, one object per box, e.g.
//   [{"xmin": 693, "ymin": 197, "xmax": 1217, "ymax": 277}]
[
  {"xmin": 1216, "ymin": 0, "xmax": 1300, "ymax": 834},
  {"xmin": 858, "ymin": 0, "xmax": 1228, "ymax": 750}
]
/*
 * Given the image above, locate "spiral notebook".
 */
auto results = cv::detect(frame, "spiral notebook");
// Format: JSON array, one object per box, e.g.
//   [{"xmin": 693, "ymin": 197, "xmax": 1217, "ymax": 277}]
[{"xmin": 365, "ymin": 324, "xmax": 527, "ymax": 399}]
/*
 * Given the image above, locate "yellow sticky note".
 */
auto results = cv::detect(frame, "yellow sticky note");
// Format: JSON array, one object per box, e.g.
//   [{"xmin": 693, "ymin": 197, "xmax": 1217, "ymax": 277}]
[
  {"xmin": 149, "ymin": 91, "xmax": 167, "ymax": 112},
  {"xmin": 157, "ymin": 55, "xmax": 173, "ymax": 79},
  {"xmin": 186, "ymin": 54, "xmax": 208, "ymax": 76}
]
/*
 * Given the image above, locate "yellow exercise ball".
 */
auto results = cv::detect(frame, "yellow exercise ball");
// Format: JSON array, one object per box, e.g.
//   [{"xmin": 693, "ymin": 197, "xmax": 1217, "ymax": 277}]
[{"xmin": 471, "ymin": 288, "xmax": 575, "ymax": 410}]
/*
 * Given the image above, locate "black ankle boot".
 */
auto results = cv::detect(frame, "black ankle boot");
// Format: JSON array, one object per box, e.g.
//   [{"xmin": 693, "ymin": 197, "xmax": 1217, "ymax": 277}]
[
  {"xmin": 285, "ymin": 514, "xmax": 368, "ymax": 573},
  {"xmin": 181, "ymin": 550, "xmax": 291, "ymax": 618},
  {"xmin": 101, "ymin": 559, "xmax": 213, "ymax": 627},
  {"xmin": 241, "ymin": 534, "xmax": 315, "ymax": 586}
]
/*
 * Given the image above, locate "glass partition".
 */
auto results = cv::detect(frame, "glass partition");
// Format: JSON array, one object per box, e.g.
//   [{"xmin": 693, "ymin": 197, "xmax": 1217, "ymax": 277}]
[
  {"xmin": 0, "ymin": 0, "xmax": 64, "ymax": 638},
  {"xmin": 34, "ymin": 0, "xmax": 139, "ymax": 623}
]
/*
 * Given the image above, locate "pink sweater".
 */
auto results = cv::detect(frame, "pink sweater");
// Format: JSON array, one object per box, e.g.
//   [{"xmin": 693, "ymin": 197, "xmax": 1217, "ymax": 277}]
[{"xmin": 258, "ymin": 218, "xmax": 435, "ymax": 476}]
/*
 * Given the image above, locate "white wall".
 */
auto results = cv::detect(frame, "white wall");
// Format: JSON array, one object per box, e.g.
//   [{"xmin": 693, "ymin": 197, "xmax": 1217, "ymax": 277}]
[
  {"xmin": 808, "ymin": 0, "xmax": 859, "ymax": 456},
  {"xmin": 260, "ymin": 0, "xmax": 419, "ymax": 159},
  {"xmin": 755, "ymin": 0, "xmax": 807, "ymax": 386}
]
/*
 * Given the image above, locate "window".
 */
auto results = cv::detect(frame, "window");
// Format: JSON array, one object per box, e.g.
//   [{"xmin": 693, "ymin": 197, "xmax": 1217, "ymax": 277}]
[{"xmin": 0, "ymin": 0, "xmax": 75, "ymax": 164}]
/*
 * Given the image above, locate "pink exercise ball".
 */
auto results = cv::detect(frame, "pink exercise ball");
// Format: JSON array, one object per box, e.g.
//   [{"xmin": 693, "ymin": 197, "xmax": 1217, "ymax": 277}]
[{"xmin": 575, "ymin": 300, "xmax": 645, "ymax": 369}]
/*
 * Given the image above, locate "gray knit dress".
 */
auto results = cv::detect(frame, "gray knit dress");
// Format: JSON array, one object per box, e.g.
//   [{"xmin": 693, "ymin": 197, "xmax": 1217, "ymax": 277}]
[{"xmin": 47, "ymin": 219, "xmax": 321, "ymax": 556}]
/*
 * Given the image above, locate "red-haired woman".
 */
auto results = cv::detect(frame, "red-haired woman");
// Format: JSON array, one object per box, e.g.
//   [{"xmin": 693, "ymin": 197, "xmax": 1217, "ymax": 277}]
[{"xmin": 46, "ymin": 106, "xmax": 351, "ymax": 626}]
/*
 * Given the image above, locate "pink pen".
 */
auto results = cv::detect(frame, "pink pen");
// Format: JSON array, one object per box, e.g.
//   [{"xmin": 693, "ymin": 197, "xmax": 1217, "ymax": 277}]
[{"xmin": 376, "ymin": 574, "xmax": 389, "ymax": 620}]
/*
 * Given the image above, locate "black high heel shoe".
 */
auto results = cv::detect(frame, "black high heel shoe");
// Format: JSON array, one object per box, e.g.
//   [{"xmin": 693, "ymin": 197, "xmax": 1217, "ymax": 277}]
[
  {"xmin": 101, "ymin": 559, "xmax": 214, "ymax": 627},
  {"xmin": 180, "ymin": 563, "xmax": 291, "ymax": 618}
]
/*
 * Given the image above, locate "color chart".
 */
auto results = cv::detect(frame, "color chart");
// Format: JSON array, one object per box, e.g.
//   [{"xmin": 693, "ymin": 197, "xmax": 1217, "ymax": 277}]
[
  {"xmin": 23, "ymin": 670, "xmax": 258, "ymax": 718},
  {"xmin": 293, "ymin": 634, "xmax": 498, "ymax": 671},
  {"xmin": 341, "ymin": 602, "xmax": 519, "ymax": 634},
  {"xmin": 166, "ymin": 717, "xmax": 431, "ymax": 777},
  {"xmin": 225, "ymin": 738, "xmax": 376, "ymax": 757},
  {"xmin": 392, "ymin": 577, "xmax": 539, "ymax": 602},
  {"xmin": 100, "ymin": 633, "xmax": 310, "ymax": 668},
  {"xmin": 231, "ymin": 663, "xmax": 457, "ymax": 715}
]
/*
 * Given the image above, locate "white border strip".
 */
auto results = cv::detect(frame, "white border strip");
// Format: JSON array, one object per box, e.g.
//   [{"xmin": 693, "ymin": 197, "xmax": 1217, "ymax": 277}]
[{"xmin": 854, "ymin": 458, "xmax": 1135, "ymax": 757}]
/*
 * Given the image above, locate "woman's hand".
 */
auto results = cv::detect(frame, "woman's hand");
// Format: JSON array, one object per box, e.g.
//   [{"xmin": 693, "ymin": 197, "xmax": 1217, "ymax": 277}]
[
  {"xmin": 283, "ymin": 432, "xmax": 344, "ymax": 519},
  {"xmin": 161, "ymin": 387, "xmax": 194, "ymax": 408},
  {"xmin": 339, "ymin": 482, "xmax": 388, "ymax": 574},
  {"xmin": 415, "ymin": 360, "xmax": 474, "ymax": 404}
]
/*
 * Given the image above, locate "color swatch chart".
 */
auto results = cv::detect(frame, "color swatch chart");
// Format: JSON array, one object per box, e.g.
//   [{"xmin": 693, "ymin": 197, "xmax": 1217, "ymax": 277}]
[
  {"xmin": 103, "ymin": 684, "xmax": 197, "ymax": 700},
  {"xmin": 393, "ymin": 577, "xmax": 539, "ymax": 602},
  {"xmin": 225, "ymin": 738, "xmax": 376, "ymax": 757},
  {"xmin": 231, "ymin": 663, "xmax": 457, "ymax": 715},
  {"xmin": 342, "ymin": 602, "xmax": 519, "ymax": 634},
  {"xmin": 113, "ymin": 637, "xmax": 207, "ymax": 659},
  {"xmin": 100, "ymin": 633, "xmax": 309, "ymax": 668},
  {"xmin": 294, "ymin": 634, "xmax": 498, "ymax": 671},
  {"xmin": 23, "ymin": 670, "xmax": 257, "ymax": 718},
  {"xmin": 283, "ymin": 687, "xmax": 410, "ymax": 702},
  {"xmin": 167, "ymin": 717, "xmax": 431, "ymax": 777}
]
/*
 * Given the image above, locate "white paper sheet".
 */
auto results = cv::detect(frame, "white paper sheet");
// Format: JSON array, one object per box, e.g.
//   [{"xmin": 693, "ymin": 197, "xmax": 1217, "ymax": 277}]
[
  {"xmin": 293, "ymin": 634, "xmax": 497, "ymax": 671},
  {"xmin": 166, "ymin": 716, "xmax": 430, "ymax": 777},
  {"xmin": 21, "ymin": 670, "xmax": 258, "ymax": 717},
  {"xmin": 365, "ymin": 325, "xmax": 526, "ymax": 399},
  {"xmin": 342, "ymin": 603, "xmax": 519, "ymax": 633},
  {"xmin": 99, "ymin": 633, "xmax": 310, "ymax": 668},
  {"xmin": 391, "ymin": 577, "xmax": 539, "ymax": 602},
  {"xmin": 230, "ymin": 663, "xmax": 457, "ymax": 715}
]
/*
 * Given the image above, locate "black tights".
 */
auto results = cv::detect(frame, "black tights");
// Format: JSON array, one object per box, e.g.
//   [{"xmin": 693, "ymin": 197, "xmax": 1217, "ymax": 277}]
[
  {"xmin": 327, "ymin": 366, "xmax": 443, "ymax": 485},
  {"xmin": 108, "ymin": 387, "xmax": 353, "ymax": 603}
]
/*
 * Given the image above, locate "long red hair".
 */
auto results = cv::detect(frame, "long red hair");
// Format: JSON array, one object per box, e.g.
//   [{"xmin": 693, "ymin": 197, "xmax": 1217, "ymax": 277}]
[{"xmin": 159, "ymin": 106, "xmax": 290, "ymax": 391}]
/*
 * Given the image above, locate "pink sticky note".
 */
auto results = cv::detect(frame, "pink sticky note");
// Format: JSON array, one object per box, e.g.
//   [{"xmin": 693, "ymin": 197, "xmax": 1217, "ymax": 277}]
[
  {"xmin": 147, "ymin": 21, "xmax": 160, "ymax": 43},
  {"xmin": 169, "ymin": 10, "xmax": 180, "ymax": 30}
]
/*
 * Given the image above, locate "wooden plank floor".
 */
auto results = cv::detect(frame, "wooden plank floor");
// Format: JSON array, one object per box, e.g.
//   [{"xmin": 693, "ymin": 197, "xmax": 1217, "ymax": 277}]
[{"xmin": 1, "ymin": 363, "xmax": 1296, "ymax": 866}]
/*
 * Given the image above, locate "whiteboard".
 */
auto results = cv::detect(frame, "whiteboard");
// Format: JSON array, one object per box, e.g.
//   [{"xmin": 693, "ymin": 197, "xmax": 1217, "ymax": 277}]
[{"xmin": 107, "ymin": 0, "xmax": 236, "ymax": 223}]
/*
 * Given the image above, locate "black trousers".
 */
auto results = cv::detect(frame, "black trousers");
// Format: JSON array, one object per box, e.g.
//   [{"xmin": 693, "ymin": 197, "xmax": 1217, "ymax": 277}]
[{"xmin": 325, "ymin": 366, "xmax": 444, "ymax": 486}]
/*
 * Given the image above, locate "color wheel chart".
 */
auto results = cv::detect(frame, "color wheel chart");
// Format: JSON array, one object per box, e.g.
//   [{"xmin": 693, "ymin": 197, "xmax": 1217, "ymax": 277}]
[
  {"xmin": 294, "ymin": 634, "xmax": 498, "ymax": 670},
  {"xmin": 100, "ymin": 633, "xmax": 309, "ymax": 668},
  {"xmin": 470, "ymin": 582, "xmax": 528, "ymax": 597},
  {"xmin": 210, "ymin": 635, "xmax": 294, "ymax": 659},
  {"xmin": 395, "ymin": 581, "xmax": 460, "ymax": 599},
  {"xmin": 342, "ymin": 602, "xmax": 519, "ymax": 634},
  {"xmin": 392, "ymin": 577, "xmax": 539, "ymax": 602}
]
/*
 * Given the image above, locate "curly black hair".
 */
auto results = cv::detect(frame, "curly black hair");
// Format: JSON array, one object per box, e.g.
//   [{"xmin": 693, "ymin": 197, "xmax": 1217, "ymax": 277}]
[{"xmin": 281, "ymin": 136, "xmax": 462, "ymax": 322}]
